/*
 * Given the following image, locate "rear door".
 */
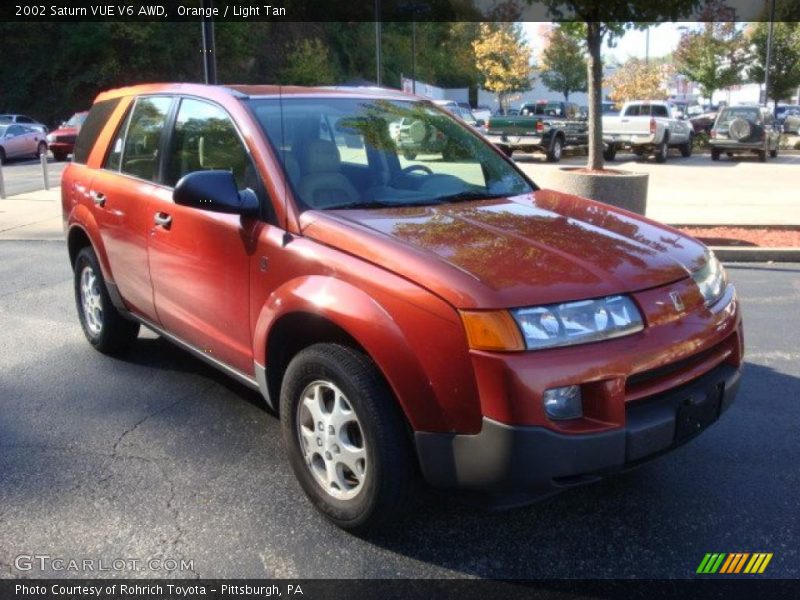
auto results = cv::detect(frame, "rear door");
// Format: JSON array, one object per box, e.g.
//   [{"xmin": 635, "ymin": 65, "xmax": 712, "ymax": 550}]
[
  {"xmin": 90, "ymin": 95, "xmax": 174, "ymax": 320},
  {"xmin": 4, "ymin": 125, "xmax": 29, "ymax": 157},
  {"xmin": 147, "ymin": 96, "xmax": 263, "ymax": 374}
]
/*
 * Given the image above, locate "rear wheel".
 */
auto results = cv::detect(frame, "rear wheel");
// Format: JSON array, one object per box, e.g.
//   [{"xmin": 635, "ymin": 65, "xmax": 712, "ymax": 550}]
[
  {"xmin": 53, "ymin": 151, "xmax": 68, "ymax": 162},
  {"xmin": 281, "ymin": 343, "xmax": 414, "ymax": 532},
  {"xmin": 0, "ymin": 147, "xmax": 5, "ymax": 165},
  {"xmin": 36, "ymin": 141, "xmax": 48, "ymax": 159},
  {"xmin": 758, "ymin": 149, "xmax": 767, "ymax": 162},
  {"xmin": 654, "ymin": 140, "xmax": 669, "ymax": 163},
  {"xmin": 546, "ymin": 136, "xmax": 563, "ymax": 162},
  {"xmin": 73, "ymin": 247, "xmax": 139, "ymax": 355},
  {"xmin": 770, "ymin": 145, "xmax": 778, "ymax": 158},
  {"xmin": 603, "ymin": 144, "xmax": 617, "ymax": 162},
  {"xmin": 501, "ymin": 146, "xmax": 514, "ymax": 158},
  {"xmin": 711, "ymin": 148, "xmax": 720, "ymax": 161}
]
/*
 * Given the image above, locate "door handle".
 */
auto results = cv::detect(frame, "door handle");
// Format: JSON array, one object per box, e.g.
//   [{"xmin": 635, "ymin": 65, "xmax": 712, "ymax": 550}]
[
  {"xmin": 154, "ymin": 212, "xmax": 172, "ymax": 228},
  {"xmin": 89, "ymin": 191, "xmax": 106, "ymax": 207}
]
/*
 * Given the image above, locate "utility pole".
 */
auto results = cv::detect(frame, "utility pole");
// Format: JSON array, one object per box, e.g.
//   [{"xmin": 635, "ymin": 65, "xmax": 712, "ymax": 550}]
[
  {"xmin": 411, "ymin": 20, "xmax": 416, "ymax": 93},
  {"xmin": 201, "ymin": 0, "xmax": 217, "ymax": 84}
]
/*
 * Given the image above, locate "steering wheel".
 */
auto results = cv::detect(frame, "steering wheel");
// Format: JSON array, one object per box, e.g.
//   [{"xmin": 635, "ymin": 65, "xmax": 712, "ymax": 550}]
[{"xmin": 398, "ymin": 164, "xmax": 433, "ymax": 176}]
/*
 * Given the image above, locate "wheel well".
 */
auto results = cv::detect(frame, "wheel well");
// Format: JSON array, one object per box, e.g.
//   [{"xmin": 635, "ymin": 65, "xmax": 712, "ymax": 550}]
[
  {"xmin": 67, "ymin": 227, "xmax": 92, "ymax": 270},
  {"xmin": 265, "ymin": 313, "xmax": 368, "ymax": 413}
]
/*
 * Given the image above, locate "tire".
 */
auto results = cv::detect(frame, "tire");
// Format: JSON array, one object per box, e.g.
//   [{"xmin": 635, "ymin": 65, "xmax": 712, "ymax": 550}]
[
  {"xmin": 53, "ymin": 152, "xmax": 68, "ymax": 162},
  {"xmin": 402, "ymin": 151, "xmax": 417, "ymax": 161},
  {"xmin": 603, "ymin": 144, "xmax": 617, "ymax": 162},
  {"xmin": 0, "ymin": 147, "xmax": 5, "ymax": 165},
  {"xmin": 501, "ymin": 146, "xmax": 514, "ymax": 158},
  {"xmin": 546, "ymin": 136, "xmax": 563, "ymax": 162},
  {"xmin": 770, "ymin": 144, "xmax": 778, "ymax": 158},
  {"xmin": 36, "ymin": 141, "xmax": 47, "ymax": 159},
  {"xmin": 711, "ymin": 148, "xmax": 720, "ymax": 161},
  {"xmin": 758, "ymin": 149, "xmax": 767, "ymax": 162},
  {"xmin": 280, "ymin": 343, "xmax": 414, "ymax": 532},
  {"xmin": 654, "ymin": 140, "xmax": 669, "ymax": 163},
  {"xmin": 680, "ymin": 134, "xmax": 693, "ymax": 158},
  {"xmin": 74, "ymin": 246, "xmax": 139, "ymax": 355}
]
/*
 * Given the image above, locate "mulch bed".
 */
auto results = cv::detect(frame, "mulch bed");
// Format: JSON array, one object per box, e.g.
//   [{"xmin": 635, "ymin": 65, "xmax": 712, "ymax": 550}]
[{"xmin": 678, "ymin": 226, "xmax": 800, "ymax": 248}]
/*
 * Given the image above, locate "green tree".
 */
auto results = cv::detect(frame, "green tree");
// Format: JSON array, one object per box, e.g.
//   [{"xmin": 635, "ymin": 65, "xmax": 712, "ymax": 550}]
[
  {"xmin": 542, "ymin": 0, "xmax": 700, "ymax": 170},
  {"xmin": 539, "ymin": 25, "xmax": 587, "ymax": 102},
  {"xmin": 279, "ymin": 38, "xmax": 339, "ymax": 85},
  {"xmin": 472, "ymin": 23, "xmax": 534, "ymax": 112},
  {"xmin": 674, "ymin": 22, "xmax": 747, "ymax": 102},
  {"xmin": 748, "ymin": 21, "xmax": 800, "ymax": 106}
]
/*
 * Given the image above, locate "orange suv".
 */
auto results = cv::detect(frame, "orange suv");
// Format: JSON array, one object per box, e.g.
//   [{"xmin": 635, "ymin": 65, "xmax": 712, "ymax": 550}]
[{"xmin": 63, "ymin": 84, "xmax": 743, "ymax": 531}]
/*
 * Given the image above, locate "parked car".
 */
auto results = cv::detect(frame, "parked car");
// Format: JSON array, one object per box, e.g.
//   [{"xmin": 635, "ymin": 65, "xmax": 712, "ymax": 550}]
[
  {"xmin": 690, "ymin": 111, "xmax": 717, "ymax": 135},
  {"xmin": 775, "ymin": 104, "xmax": 800, "ymax": 126},
  {"xmin": 782, "ymin": 109, "xmax": 800, "ymax": 134},
  {"xmin": 601, "ymin": 101, "xmax": 618, "ymax": 115},
  {"xmin": 0, "ymin": 114, "xmax": 48, "ymax": 133},
  {"xmin": 710, "ymin": 105, "xmax": 781, "ymax": 162},
  {"xmin": 602, "ymin": 100, "xmax": 694, "ymax": 162},
  {"xmin": 46, "ymin": 111, "xmax": 88, "ymax": 161},
  {"xmin": 485, "ymin": 100, "xmax": 588, "ymax": 161},
  {"xmin": 63, "ymin": 83, "xmax": 743, "ymax": 532},
  {"xmin": 472, "ymin": 104, "xmax": 492, "ymax": 122},
  {"xmin": 0, "ymin": 123, "xmax": 48, "ymax": 164}
]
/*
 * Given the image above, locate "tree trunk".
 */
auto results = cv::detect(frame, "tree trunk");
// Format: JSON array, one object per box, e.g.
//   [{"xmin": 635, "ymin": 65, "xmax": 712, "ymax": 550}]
[{"xmin": 586, "ymin": 22, "xmax": 604, "ymax": 171}]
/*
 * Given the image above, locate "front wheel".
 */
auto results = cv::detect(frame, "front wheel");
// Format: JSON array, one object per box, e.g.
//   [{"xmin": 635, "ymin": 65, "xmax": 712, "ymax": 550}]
[
  {"xmin": 281, "ymin": 343, "xmax": 414, "ymax": 532},
  {"xmin": 770, "ymin": 145, "xmax": 778, "ymax": 158},
  {"xmin": 758, "ymin": 149, "xmax": 767, "ymax": 162},
  {"xmin": 711, "ymin": 148, "xmax": 720, "ymax": 161},
  {"xmin": 680, "ymin": 135, "xmax": 693, "ymax": 158},
  {"xmin": 74, "ymin": 247, "xmax": 139, "ymax": 355}
]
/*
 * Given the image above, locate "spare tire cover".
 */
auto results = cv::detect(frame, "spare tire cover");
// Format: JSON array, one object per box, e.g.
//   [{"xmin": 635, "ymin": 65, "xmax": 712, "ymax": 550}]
[{"xmin": 729, "ymin": 118, "xmax": 752, "ymax": 141}]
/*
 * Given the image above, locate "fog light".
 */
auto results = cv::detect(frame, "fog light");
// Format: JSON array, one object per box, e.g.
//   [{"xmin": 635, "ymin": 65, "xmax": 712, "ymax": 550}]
[{"xmin": 543, "ymin": 385, "xmax": 582, "ymax": 420}]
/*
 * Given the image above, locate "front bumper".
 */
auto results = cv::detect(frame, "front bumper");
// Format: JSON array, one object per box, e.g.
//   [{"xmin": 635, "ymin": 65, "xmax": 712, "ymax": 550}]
[{"xmin": 415, "ymin": 362, "xmax": 740, "ymax": 497}]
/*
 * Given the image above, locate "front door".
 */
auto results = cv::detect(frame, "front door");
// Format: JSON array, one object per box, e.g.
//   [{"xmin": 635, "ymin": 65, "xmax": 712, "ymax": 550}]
[{"xmin": 147, "ymin": 97, "xmax": 260, "ymax": 375}]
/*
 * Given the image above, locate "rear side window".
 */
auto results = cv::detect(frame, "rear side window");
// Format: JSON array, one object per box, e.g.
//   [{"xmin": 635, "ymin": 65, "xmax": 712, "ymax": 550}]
[
  {"xmin": 164, "ymin": 98, "xmax": 250, "ymax": 188},
  {"xmin": 73, "ymin": 99, "xmax": 121, "ymax": 164},
  {"xmin": 120, "ymin": 96, "xmax": 172, "ymax": 182}
]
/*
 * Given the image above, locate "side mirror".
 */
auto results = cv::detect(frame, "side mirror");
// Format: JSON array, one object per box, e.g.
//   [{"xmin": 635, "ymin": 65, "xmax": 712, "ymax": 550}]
[{"xmin": 173, "ymin": 170, "xmax": 259, "ymax": 217}]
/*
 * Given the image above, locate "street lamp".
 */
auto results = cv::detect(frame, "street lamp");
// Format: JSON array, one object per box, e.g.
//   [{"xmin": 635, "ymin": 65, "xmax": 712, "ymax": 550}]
[
  {"xmin": 374, "ymin": 0, "xmax": 382, "ymax": 86},
  {"xmin": 201, "ymin": 0, "xmax": 217, "ymax": 84}
]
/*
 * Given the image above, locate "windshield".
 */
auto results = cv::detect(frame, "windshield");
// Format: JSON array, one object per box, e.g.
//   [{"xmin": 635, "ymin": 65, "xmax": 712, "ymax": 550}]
[
  {"xmin": 0, "ymin": 125, "xmax": 8, "ymax": 135},
  {"xmin": 246, "ymin": 97, "xmax": 533, "ymax": 211},
  {"xmin": 522, "ymin": 103, "xmax": 563, "ymax": 116},
  {"xmin": 65, "ymin": 113, "xmax": 87, "ymax": 128},
  {"xmin": 0, "ymin": 115, "xmax": 12, "ymax": 123}
]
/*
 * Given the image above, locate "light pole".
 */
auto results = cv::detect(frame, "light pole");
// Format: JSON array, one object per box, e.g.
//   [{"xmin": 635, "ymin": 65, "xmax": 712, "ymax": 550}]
[
  {"xmin": 201, "ymin": 0, "xmax": 217, "ymax": 84},
  {"xmin": 764, "ymin": 0, "xmax": 776, "ymax": 113},
  {"xmin": 398, "ymin": 3, "xmax": 430, "ymax": 94},
  {"xmin": 645, "ymin": 27, "xmax": 650, "ymax": 65},
  {"xmin": 374, "ymin": 0, "xmax": 382, "ymax": 86}
]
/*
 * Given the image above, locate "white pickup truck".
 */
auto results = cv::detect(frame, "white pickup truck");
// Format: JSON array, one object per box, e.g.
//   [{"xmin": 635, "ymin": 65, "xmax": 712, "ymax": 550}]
[{"xmin": 602, "ymin": 101, "xmax": 694, "ymax": 162}]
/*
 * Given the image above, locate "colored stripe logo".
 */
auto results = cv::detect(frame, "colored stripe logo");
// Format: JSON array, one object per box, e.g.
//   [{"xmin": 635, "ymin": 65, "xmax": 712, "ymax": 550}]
[{"xmin": 696, "ymin": 552, "xmax": 773, "ymax": 574}]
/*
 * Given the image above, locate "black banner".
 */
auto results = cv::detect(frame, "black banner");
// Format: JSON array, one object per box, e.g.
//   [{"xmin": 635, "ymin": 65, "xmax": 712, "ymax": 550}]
[
  {"xmin": 2, "ymin": 580, "xmax": 800, "ymax": 600},
  {"xmin": 2, "ymin": 0, "xmax": 798, "ymax": 23}
]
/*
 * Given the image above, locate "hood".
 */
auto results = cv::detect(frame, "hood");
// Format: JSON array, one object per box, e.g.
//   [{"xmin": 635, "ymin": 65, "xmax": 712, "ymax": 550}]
[
  {"xmin": 50, "ymin": 125, "xmax": 79, "ymax": 136},
  {"xmin": 300, "ymin": 189, "xmax": 708, "ymax": 309}
]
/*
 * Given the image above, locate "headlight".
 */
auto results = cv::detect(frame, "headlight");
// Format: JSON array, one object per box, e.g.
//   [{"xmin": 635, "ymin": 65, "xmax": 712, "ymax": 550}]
[
  {"xmin": 692, "ymin": 253, "xmax": 727, "ymax": 306},
  {"xmin": 46, "ymin": 134, "xmax": 55, "ymax": 142},
  {"xmin": 511, "ymin": 295, "xmax": 644, "ymax": 350}
]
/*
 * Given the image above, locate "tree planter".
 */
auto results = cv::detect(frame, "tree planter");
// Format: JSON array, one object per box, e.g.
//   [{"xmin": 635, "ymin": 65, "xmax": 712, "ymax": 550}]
[{"xmin": 550, "ymin": 168, "xmax": 649, "ymax": 215}]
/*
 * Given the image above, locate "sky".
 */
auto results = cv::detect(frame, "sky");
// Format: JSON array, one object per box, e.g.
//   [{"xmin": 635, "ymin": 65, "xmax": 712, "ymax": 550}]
[{"xmin": 522, "ymin": 22, "xmax": 697, "ymax": 63}]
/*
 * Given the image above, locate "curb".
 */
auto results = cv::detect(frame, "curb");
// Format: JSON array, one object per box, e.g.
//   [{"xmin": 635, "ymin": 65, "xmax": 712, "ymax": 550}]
[{"xmin": 710, "ymin": 246, "xmax": 800, "ymax": 263}]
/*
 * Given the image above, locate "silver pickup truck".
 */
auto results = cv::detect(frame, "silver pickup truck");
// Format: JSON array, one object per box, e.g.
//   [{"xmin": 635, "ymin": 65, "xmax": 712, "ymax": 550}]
[{"xmin": 602, "ymin": 101, "xmax": 694, "ymax": 162}]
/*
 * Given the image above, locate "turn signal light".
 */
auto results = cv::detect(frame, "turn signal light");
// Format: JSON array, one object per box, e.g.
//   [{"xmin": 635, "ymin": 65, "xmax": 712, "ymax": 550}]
[
  {"xmin": 536, "ymin": 120, "xmax": 544, "ymax": 133},
  {"xmin": 460, "ymin": 310, "xmax": 525, "ymax": 352},
  {"xmin": 649, "ymin": 118, "xmax": 656, "ymax": 135}
]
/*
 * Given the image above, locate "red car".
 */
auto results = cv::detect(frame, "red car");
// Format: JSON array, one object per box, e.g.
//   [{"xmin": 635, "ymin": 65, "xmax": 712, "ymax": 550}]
[
  {"xmin": 62, "ymin": 84, "xmax": 743, "ymax": 531},
  {"xmin": 47, "ymin": 111, "xmax": 88, "ymax": 161}
]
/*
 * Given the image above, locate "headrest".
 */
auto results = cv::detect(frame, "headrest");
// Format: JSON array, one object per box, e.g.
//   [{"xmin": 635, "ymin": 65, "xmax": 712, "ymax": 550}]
[{"xmin": 302, "ymin": 139, "xmax": 341, "ymax": 174}]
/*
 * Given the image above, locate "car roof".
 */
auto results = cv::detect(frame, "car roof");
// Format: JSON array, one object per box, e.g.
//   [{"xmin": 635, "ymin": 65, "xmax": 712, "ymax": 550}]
[{"xmin": 94, "ymin": 82, "xmax": 415, "ymax": 104}]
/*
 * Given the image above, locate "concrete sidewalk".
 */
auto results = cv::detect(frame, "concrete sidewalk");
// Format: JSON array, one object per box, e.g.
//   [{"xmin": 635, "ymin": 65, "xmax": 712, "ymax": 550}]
[{"xmin": 0, "ymin": 188, "xmax": 63, "ymax": 241}]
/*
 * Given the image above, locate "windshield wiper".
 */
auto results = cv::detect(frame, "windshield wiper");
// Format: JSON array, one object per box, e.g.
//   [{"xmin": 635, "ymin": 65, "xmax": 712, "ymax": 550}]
[{"xmin": 323, "ymin": 200, "xmax": 400, "ymax": 210}]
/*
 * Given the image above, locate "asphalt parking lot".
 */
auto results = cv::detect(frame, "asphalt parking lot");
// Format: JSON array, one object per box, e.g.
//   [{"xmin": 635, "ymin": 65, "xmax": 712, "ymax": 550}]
[
  {"xmin": 0, "ymin": 157, "xmax": 66, "ymax": 197},
  {"xmin": 0, "ymin": 240, "xmax": 798, "ymax": 579}
]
